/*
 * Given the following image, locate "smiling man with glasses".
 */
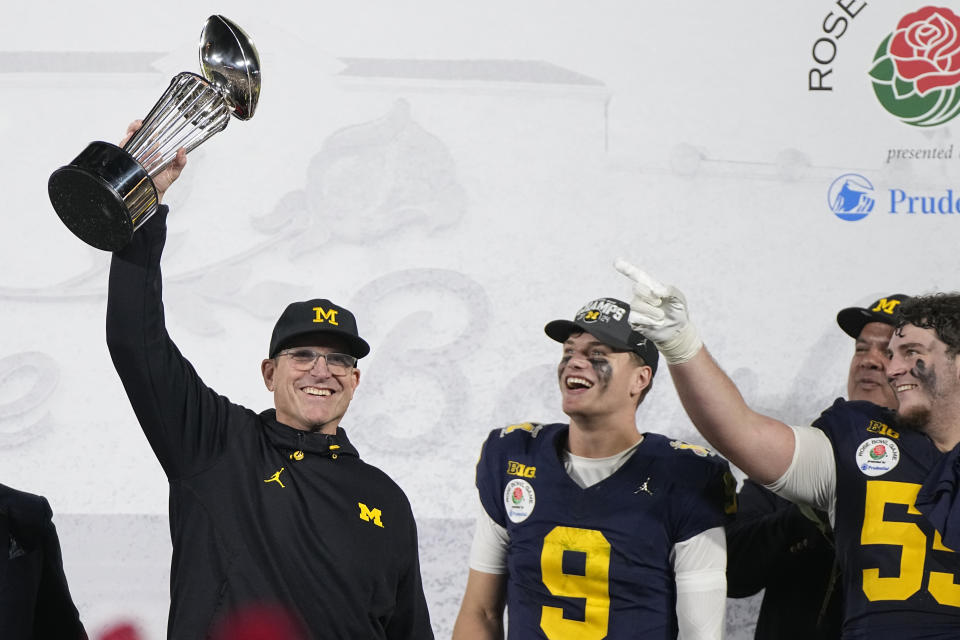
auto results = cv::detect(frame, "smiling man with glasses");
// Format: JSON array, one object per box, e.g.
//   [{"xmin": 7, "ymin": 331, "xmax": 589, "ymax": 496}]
[
  {"xmin": 103, "ymin": 135, "xmax": 433, "ymax": 639},
  {"xmin": 261, "ymin": 299, "xmax": 368, "ymax": 436}
]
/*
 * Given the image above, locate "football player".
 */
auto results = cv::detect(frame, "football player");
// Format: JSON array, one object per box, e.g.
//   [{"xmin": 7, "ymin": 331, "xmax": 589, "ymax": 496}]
[
  {"xmin": 617, "ymin": 259, "xmax": 960, "ymax": 638},
  {"xmin": 726, "ymin": 293, "xmax": 907, "ymax": 639},
  {"xmin": 452, "ymin": 297, "xmax": 736, "ymax": 639}
]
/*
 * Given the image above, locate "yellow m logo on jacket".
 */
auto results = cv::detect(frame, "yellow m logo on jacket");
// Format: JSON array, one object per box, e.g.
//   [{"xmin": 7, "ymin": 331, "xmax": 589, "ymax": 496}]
[{"xmin": 358, "ymin": 502, "xmax": 383, "ymax": 527}]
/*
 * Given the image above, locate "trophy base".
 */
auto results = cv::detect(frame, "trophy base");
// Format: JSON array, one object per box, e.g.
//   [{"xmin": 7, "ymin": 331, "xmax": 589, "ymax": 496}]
[{"xmin": 48, "ymin": 141, "xmax": 158, "ymax": 251}]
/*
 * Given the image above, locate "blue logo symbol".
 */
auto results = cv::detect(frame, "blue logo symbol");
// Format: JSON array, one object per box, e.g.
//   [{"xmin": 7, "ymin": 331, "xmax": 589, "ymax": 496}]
[{"xmin": 829, "ymin": 174, "xmax": 875, "ymax": 221}]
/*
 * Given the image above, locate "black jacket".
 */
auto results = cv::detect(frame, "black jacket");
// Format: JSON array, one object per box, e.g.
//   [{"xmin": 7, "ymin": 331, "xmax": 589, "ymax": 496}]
[
  {"xmin": 0, "ymin": 484, "xmax": 87, "ymax": 640},
  {"xmin": 726, "ymin": 479, "xmax": 841, "ymax": 639},
  {"xmin": 106, "ymin": 208, "xmax": 433, "ymax": 639}
]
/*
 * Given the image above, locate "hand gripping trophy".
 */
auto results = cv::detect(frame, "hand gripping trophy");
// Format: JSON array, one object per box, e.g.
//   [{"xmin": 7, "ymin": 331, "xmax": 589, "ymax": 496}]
[{"xmin": 48, "ymin": 15, "xmax": 261, "ymax": 251}]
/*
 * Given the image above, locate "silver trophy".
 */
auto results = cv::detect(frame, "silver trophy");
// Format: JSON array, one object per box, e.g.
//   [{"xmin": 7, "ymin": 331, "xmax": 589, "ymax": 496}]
[{"xmin": 48, "ymin": 15, "xmax": 261, "ymax": 251}]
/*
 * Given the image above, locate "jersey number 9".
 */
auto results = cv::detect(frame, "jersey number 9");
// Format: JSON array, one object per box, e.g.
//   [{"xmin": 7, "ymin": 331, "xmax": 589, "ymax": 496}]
[{"xmin": 540, "ymin": 526, "xmax": 611, "ymax": 639}]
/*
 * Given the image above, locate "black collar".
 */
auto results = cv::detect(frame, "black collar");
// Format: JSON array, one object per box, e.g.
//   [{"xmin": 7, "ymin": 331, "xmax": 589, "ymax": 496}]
[{"xmin": 259, "ymin": 409, "xmax": 361, "ymax": 458}]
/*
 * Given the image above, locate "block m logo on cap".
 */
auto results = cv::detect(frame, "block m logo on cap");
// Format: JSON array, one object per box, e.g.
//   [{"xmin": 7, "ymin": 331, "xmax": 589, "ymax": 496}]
[
  {"xmin": 872, "ymin": 298, "xmax": 902, "ymax": 316},
  {"xmin": 313, "ymin": 306, "xmax": 339, "ymax": 325}
]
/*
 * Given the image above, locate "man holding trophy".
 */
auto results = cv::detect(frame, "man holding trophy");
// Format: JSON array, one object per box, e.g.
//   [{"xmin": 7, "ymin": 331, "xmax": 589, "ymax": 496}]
[
  {"xmin": 51, "ymin": 16, "xmax": 434, "ymax": 640},
  {"xmin": 105, "ymin": 137, "xmax": 433, "ymax": 639}
]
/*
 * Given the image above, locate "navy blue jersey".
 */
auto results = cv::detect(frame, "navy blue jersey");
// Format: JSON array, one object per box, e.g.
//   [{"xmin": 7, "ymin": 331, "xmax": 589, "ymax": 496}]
[
  {"xmin": 816, "ymin": 399, "xmax": 960, "ymax": 638},
  {"xmin": 476, "ymin": 422, "xmax": 735, "ymax": 640}
]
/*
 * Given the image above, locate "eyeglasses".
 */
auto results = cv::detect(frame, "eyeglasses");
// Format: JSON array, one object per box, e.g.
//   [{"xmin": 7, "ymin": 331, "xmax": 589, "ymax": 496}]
[{"xmin": 277, "ymin": 348, "xmax": 357, "ymax": 375}]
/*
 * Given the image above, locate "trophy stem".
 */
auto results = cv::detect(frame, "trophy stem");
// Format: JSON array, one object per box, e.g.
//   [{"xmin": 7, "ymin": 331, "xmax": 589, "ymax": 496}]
[{"xmin": 124, "ymin": 72, "xmax": 230, "ymax": 178}]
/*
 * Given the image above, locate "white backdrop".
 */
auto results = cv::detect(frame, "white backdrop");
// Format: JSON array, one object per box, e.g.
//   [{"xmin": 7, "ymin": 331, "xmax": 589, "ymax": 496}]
[{"xmin": 2, "ymin": 1, "xmax": 958, "ymax": 637}]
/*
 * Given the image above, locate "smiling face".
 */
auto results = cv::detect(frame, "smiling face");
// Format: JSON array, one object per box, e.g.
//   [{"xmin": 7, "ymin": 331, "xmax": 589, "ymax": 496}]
[
  {"xmin": 261, "ymin": 335, "xmax": 360, "ymax": 434},
  {"xmin": 557, "ymin": 332, "xmax": 651, "ymax": 423},
  {"xmin": 847, "ymin": 322, "xmax": 898, "ymax": 409},
  {"xmin": 886, "ymin": 324, "xmax": 960, "ymax": 432}
]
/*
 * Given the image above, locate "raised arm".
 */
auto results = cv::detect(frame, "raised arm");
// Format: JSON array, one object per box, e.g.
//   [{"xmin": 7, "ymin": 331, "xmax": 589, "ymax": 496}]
[
  {"xmin": 105, "ymin": 130, "xmax": 233, "ymax": 478},
  {"xmin": 615, "ymin": 260, "xmax": 795, "ymax": 484}
]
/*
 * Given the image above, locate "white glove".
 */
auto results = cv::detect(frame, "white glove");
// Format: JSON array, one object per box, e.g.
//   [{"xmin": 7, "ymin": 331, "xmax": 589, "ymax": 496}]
[{"xmin": 614, "ymin": 258, "xmax": 703, "ymax": 364}]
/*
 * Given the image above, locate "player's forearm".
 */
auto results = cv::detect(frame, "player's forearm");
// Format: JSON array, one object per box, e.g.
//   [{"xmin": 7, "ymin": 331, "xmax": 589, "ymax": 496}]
[
  {"xmin": 675, "ymin": 568, "xmax": 726, "ymax": 639},
  {"xmin": 453, "ymin": 570, "xmax": 506, "ymax": 640},
  {"xmin": 451, "ymin": 611, "xmax": 503, "ymax": 640},
  {"xmin": 673, "ymin": 528, "xmax": 726, "ymax": 638},
  {"xmin": 668, "ymin": 347, "xmax": 795, "ymax": 484},
  {"xmin": 613, "ymin": 262, "xmax": 794, "ymax": 482}
]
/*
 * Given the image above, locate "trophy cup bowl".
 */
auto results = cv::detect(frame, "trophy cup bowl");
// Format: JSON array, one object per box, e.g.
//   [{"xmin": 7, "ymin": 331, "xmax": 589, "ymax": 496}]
[
  {"xmin": 200, "ymin": 15, "xmax": 260, "ymax": 120},
  {"xmin": 48, "ymin": 15, "xmax": 261, "ymax": 251}
]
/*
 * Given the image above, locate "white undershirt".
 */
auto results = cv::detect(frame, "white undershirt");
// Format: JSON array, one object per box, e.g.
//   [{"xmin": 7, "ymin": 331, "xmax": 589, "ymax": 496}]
[
  {"xmin": 763, "ymin": 425, "xmax": 838, "ymax": 525},
  {"xmin": 564, "ymin": 439, "xmax": 643, "ymax": 488},
  {"xmin": 468, "ymin": 440, "xmax": 727, "ymax": 639}
]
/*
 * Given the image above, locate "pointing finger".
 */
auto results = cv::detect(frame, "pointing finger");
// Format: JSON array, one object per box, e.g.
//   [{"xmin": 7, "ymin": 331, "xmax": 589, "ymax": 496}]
[{"xmin": 614, "ymin": 258, "xmax": 669, "ymax": 298}]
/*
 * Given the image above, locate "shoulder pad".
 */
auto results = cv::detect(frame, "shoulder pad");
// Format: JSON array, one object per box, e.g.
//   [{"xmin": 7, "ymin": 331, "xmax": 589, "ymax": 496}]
[
  {"xmin": 815, "ymin": 398, "xmax": 898, "ymax": 442},
  {"xmin": 668, "ymin": 439, "xmax": 717, "ymax": 457},
  {"xmin": 498, "ymin": 422, "xmax": 544, "ymax": 438}
]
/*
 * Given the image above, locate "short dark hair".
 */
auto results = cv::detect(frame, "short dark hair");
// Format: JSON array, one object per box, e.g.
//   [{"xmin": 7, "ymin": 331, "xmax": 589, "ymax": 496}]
[{"xmin": 897, "ymin": 293, "xmax": 960, "ymax": 357}]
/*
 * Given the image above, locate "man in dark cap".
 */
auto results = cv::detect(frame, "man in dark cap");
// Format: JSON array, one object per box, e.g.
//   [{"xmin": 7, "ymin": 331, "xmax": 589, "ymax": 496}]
[
  {"xmin": 453, "ymin": 297, "xmax": 736, "ymax": 640},
  {"xmin": 104, "ymin": 136, "xmax": 432, "ymax": 639},
  {"xmin": 726, "ymin": 294, "xmax": 907, "ymax": 639}
]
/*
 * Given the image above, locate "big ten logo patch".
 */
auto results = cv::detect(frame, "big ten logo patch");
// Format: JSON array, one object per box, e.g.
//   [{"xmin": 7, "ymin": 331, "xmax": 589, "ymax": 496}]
[
  {"xmin": 867, "ymin": 420, "xmax": 899, "ymax": 439},
  {"xmin": 507, "ymin": 460, "xmax": 536, "ymax": 478},
  {"xmin": 313, "ymin": 307, "xmax": 339, "ymax": 325}
]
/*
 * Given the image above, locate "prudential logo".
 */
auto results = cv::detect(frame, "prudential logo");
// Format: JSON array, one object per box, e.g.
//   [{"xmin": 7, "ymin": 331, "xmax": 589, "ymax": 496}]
[
  {"xmin": 869, "ymin": 7, "xmax": 960, "ymax": 127},
  {"xmin": 828, "ymin": 173, "xmax": 875, "ymax": 221},
  {"xmin": 828, "ymin": 174, "xmax": 960, "ymax": 220}
]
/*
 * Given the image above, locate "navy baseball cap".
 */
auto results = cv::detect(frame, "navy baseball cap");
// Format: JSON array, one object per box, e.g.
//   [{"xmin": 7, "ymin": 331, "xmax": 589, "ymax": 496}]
[
  {"xmin": 836, "ymin": 294, "xmax": 910, "ymax": 339},
  {"xmin": 269, "ymin": 299, "xmax": 370, "ymax": 359},
  {"xmin": 544, "ymin": 297, "xmax": 659, "ymax": 375}
]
